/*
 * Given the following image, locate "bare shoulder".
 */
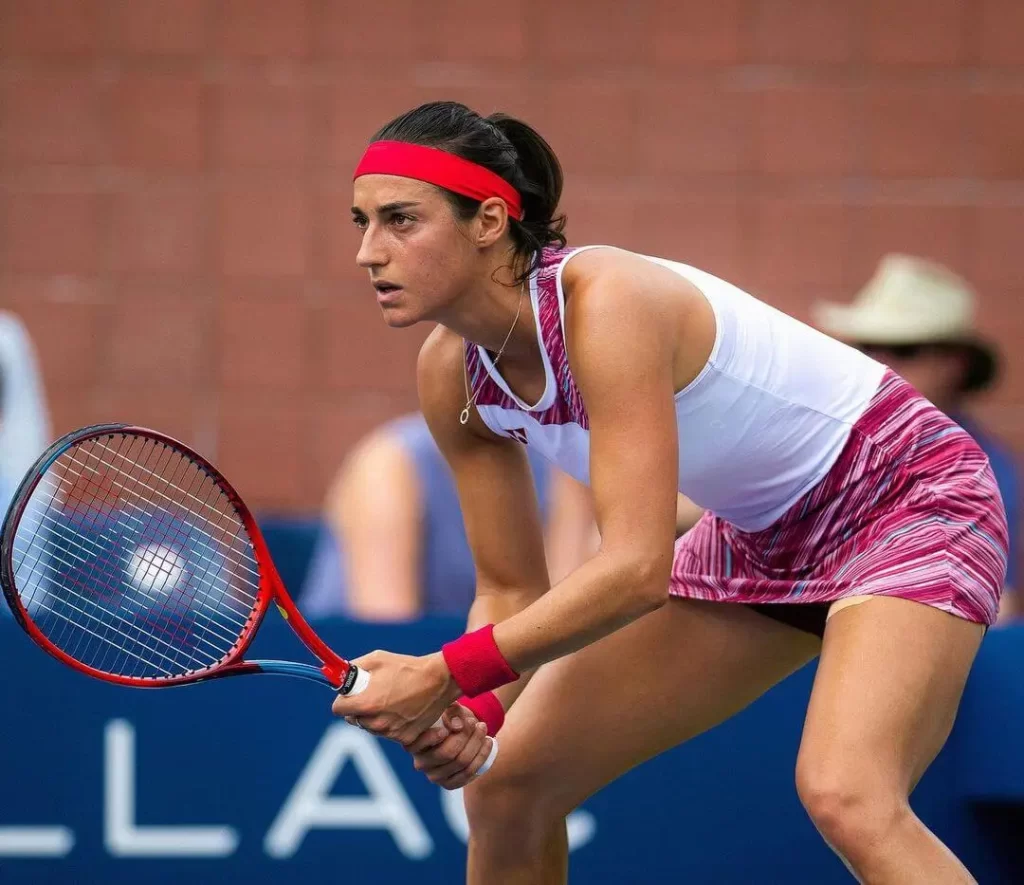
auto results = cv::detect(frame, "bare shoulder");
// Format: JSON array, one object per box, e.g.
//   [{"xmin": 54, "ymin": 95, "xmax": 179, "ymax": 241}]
[
  {"xmin": 417, "ymin": 324, "xmax": 464, "ymax": 401},
  {"xmin": 559, "ymin": 248, "xmax": 680, "ymax": 344},
  {"xmin": 416, "ymin": 324, "xmax": 504, "ymax": 451},
  {"xmin": 560, "ymin": 247, "xmax": 714, "ymax": 392},
  {"xmin": 560, "ymin": 247, "xmax": 702, "ymax": 328},
  {"xmin": 561, "ymin": 246, "xmax": 660, "ymax": 287}
]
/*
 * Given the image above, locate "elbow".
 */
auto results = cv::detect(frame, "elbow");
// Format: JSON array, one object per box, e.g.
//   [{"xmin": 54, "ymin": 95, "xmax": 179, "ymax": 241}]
[{"xmin": 621, "ymin": 553, "xmax": 673, "ymax": 617}]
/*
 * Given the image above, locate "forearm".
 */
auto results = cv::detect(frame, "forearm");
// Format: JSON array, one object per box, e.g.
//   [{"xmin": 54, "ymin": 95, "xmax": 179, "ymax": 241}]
[
  {"xmin": 466, "ymin": 587, "xmax": 546, "ymax": 631},
  {"xmin": 465, "ymin": 586, "xmax": 546, "ymax": 710},
  {"xmin": 492, "ymin": 548, "xmax": 670, "ymax": 675}
]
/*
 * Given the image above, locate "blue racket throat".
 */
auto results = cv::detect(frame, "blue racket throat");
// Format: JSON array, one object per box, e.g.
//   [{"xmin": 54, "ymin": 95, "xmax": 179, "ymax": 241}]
[
  {"xmin": 247, "ymin": 660, "xmax": 369, "ymax": 694},
  {"xmin": 246, "ymin": 660, "xmax": 336, "ymax": 686}
]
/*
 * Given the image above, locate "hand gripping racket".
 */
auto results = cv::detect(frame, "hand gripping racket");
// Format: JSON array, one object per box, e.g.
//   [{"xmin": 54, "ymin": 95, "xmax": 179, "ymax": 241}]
[{"xmin": 0, "ymin": 424, "xmax": 498, "ymax": 772}]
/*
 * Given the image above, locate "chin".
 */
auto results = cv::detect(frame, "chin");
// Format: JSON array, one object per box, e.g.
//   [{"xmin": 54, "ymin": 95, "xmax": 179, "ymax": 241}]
[{"xmin": 378, "ymin": 305, "xmax": 422, "ymax": 329}]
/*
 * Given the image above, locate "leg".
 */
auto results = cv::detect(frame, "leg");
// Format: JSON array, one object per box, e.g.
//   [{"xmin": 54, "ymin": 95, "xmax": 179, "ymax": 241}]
[
  {"xmin": 796, "ymin": 597, "xmax": 985, "ymax": 884},
  {"xmin": 464, "ymin": 598, "xmax": 819, "ymax": 885}
]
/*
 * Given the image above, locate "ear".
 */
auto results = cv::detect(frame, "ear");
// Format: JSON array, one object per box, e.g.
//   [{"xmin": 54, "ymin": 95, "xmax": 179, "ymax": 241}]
[{"xmin": 472, "ymin": 197, "xmax": 511, "ymax": 248}]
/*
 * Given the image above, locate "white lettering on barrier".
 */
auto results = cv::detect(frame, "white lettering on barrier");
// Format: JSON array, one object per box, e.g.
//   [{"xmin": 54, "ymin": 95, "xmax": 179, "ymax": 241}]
[
  {"xmin": 104, "ymin": 719, "xmax": 239, "ymax": 857},
  {"xmin": 0, "ymin": 827, "xmax": 74, "ymax": 857},
  {"xmin": 265, "ymin": 723, "xmax": 432, "ymax": 860},
  {"xmin": 2, "ymin": 720, "xmax": 598, "ymax": 860}
]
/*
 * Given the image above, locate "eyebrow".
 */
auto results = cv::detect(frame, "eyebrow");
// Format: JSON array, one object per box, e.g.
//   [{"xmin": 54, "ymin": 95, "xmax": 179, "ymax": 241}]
[{"xmin": 350, "ymin": 201, "xmax": 421, "ymax": 215}]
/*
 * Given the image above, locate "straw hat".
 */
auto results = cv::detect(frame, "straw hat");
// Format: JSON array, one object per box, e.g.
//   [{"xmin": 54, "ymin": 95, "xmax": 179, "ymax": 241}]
[{"xmin": 812, "ymin": 254, "xmax": 998, "ymax": 392}]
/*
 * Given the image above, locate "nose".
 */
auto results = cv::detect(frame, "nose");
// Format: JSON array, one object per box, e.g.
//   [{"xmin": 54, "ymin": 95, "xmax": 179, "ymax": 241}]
[{"xmin": 356, "ymin": 226, "xmax": 387, "ymax": 270}]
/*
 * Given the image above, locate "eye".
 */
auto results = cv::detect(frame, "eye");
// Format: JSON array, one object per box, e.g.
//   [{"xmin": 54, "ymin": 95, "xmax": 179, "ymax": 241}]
[
  {"xmin": 390, "ymin": 213, "xmax": 413, "ymax": 227},
  {"xmin": 351, "ymin": 215, "xmax": 368, "ymax": 230}
]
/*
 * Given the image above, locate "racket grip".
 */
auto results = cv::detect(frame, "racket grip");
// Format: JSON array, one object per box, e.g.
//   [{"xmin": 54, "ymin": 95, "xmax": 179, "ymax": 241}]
[{"xmin": 340, "ymin": 665, "xmax": 372, "ymax": 696}]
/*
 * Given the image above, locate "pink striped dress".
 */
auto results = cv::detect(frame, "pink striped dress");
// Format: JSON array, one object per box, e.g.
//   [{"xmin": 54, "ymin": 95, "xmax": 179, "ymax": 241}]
[{"xmin": 465, "ymin": 245, "xmax": 1008, "ymax": 628}]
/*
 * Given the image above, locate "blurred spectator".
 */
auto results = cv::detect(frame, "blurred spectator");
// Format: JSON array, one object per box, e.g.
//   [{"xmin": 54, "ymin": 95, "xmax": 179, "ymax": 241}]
[
  {"xmin": 813, "ymin": 254, "xmax": 1020, "ymax": 619},
  {"xmin": 300, "ymin": 412, "xmax": 598, "ymax": 620},
  {"xmin": 0, "ymin": 310, "xmax": 51, "ymax": 515}
]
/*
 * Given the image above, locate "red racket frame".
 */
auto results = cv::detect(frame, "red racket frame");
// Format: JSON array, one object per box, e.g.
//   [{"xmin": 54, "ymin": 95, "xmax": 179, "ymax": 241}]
[{"xmin": 0, "ymin": 423, "xmax": 359, "ymax": 692}]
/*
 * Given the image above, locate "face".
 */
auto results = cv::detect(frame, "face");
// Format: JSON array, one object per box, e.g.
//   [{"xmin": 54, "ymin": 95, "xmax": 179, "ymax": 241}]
[
  {"xmin": 351, "ymin": 176, "xmax": 480, "ymax": 328},
  {"xmin": 859, "ymin": 343, "xmax": 966, "ymax": 407}
]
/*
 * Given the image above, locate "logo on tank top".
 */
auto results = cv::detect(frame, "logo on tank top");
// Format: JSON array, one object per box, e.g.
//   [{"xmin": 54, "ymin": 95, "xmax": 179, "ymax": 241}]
[{"xmin": 507, "ymin": 427, "xmax": 529, "ymax": 444}]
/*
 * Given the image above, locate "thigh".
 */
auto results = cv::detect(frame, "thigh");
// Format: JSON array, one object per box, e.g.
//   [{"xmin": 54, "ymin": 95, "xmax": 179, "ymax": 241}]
[
  {"xmin": 799, "ymin": 596, "xmax": 985, "ymax": 793},
  {"xmin": 483, "ymin": 598, "xmax": 820, "ymax": 815}
]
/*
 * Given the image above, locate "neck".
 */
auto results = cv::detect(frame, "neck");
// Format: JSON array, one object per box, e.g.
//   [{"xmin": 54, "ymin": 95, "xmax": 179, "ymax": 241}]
[{"xmin": 439, "ymin": 256, "xmax": 538, "ymax": 362}]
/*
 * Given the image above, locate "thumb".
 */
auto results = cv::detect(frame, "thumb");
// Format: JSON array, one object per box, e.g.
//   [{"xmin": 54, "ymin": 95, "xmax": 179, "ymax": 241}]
[
  {"xmin": 350, "ymin": 650, "xmax": 384, "ymax": 670},
  {"xmin": 442, "ymin": 705, "xmax": 467, "ymax": 733},
  {"xmin": 331, "ymin": 685, "xmax": 372, "ymax": 717}
]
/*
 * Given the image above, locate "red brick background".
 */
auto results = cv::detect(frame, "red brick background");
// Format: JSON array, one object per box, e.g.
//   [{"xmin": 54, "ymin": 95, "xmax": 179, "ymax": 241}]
[{"xmin": 1, "ymin": 0, "xmax": 1023, "ymax": 512}]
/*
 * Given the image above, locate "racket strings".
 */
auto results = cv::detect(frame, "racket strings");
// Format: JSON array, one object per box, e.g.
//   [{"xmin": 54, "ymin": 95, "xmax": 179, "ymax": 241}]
[
  {"xmin": 59, "ymin": 448, "xmax": 261, "ymax": 606},
  {"xmin": 11, "ymin": 432, "xmax": 262, "ymax": 680},
  {"xmin": 21, "ymin": 439, "xmax": 253, "ymax": 676},
  {"xmin": 13, "ymin": 439, "xmax": 225, "ymax": 675},
  {"xmin": 79, "ymin": 435, "xmax": 257, "ymax": 669},
  {"xmin": 39, "ymin": 439, "xmax": 242, "ymax": 667}
]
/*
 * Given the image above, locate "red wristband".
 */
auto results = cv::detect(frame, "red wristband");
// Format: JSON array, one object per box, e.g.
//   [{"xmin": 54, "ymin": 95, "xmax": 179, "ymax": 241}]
[
  {"xmin": 441, "ymin": 624, "xmax": 519, "ymax": 698},
  {"xmin": 457, "ymin": 691, "xmax": 505, "ymax": 736}
]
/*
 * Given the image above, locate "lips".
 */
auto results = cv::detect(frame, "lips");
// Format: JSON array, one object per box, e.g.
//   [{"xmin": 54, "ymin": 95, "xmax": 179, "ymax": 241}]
[{"xmin": 373, "ymin": 281, "xmax": 402, "ymax": 304}]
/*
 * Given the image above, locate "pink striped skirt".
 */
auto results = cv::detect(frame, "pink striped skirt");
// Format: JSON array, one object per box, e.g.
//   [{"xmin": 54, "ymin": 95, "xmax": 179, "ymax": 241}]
[{"xmin": 672, "ymin": 371, "xmax": 1009, "ymax": 627}]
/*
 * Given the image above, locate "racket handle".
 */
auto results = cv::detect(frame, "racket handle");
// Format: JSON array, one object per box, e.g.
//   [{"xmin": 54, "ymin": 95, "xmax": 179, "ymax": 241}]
[{"xmin": 339, "ymin": 664, "xmax": 372, "ymax": 696}]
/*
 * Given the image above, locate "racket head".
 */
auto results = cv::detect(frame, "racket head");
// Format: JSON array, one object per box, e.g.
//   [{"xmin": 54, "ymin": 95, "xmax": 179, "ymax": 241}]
[{"xmin": 0, "ymin": 423, "xmax": 339, "ymax": 688}]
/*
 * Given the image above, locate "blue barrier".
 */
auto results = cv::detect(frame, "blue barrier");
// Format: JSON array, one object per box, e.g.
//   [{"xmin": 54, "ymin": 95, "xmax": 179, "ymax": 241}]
[{"xmin": 2, "ymin": 612, "xmax": 1022, "ymax": 883}]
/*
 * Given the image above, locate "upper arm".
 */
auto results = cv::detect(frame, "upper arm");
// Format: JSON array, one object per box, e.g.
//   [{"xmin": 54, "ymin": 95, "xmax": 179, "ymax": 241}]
[
  {"xmin": 326, "ymin": 431, "xmax": 422, "ymax": 620},
  {"xmin": 417, "ymin": 328, "xmax": 551, "ymax": 598},
  {"xmin": 563, "ymin": 251, "xmax": 680, "ymax": 573}
]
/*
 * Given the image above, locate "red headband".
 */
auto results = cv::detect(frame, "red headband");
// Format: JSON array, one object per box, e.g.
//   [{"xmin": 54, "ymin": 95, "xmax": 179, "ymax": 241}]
[{"xmin": 353, "ymin": 140, "xmax": 524, "ymax": 221}]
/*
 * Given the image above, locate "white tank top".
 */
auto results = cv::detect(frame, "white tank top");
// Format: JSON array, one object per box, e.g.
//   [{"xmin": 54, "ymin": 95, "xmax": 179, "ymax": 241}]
[{"xmin": 464, "ymin": 245, "xmax": 887, "ymax": 532}]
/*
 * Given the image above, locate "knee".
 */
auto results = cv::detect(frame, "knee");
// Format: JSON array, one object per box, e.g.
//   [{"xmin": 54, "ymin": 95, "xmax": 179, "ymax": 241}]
[
  {"xmin": 463, "ymin": 766, "xmax": 563, "ymax": 848},
  {"xmin": 795, "ymin": 762, "xmax": 909, "ymax": 857}
]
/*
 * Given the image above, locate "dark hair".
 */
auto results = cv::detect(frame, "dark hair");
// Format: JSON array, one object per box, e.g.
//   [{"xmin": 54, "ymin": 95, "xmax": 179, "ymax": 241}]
[{"xmin": 371, "ymin": 101, "xmax": 566, "ymax": 284}]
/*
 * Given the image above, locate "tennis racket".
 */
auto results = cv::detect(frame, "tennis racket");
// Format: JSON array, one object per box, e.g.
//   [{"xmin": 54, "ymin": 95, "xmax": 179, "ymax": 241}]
[
  {"xmin": 0, "ymin": 423, "xmax": 500, "ymax": 775},
  {"xmin": 0, "ymin": 423, "xmax": 376, "ymax": 694}
]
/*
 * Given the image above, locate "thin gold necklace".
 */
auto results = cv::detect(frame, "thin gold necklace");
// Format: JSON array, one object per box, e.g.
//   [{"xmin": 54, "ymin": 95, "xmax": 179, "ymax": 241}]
[{"xmin": 460, "ymin": 285, "xmax": 525, "ymax": 425}]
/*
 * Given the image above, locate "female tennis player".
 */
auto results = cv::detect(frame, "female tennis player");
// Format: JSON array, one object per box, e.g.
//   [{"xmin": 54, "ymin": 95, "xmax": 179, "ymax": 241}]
[{"xmin": 332, "ymin": 101, "xmax": 1007, "ymax": 884}]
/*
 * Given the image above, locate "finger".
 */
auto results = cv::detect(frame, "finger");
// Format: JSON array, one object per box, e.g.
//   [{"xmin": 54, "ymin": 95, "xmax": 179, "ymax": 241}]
[
  {"xmin": 413, "ymin": 730, "xmax": 473, "ymax": 772},
  {"xmin": 349, "ymin": 650, "xmax": 383, "ymax": 669},
  {"xmin": 356, "ymin": 715, "xmax": 394, "ymax": 736},
  {"xmin": 438, "ymin": 729, "xmax": 492, "ymax": 789},
  {"xmin": 427, "ymin": 728, "xmax": 488, "ymax": 781},
  {"xmin": 331, "ymin": 694, "xmax": 369, "ymax": 717},
  {"xmin": 405, "ymin": 723, "xmax": 450, "ymax": 753},
  {"xmin": 414, "ymin": 732, "xmax": 473, "ymax": 772},
  {"xmin": 438, "ymin": 767, "xmax": 477, "ymax": 790},
  {"xmin": 442, "ymin": 708, "xmax": 470, "ymax": 733},
  {"xmin": 437, "ymin": 755, "xmax": 487, "ymax": 789}
]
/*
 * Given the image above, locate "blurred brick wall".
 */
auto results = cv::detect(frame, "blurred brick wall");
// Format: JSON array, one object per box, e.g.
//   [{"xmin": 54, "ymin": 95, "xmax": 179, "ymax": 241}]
[{"xmin": 1, "ymin": 0, "xmax": 1023, "ymax": 512}]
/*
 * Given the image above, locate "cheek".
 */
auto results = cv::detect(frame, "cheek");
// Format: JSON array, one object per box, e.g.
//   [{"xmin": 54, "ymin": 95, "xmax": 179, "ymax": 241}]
[{"xmin": 406, "ymin": 230, "xmax": 472, "ymax": 292}]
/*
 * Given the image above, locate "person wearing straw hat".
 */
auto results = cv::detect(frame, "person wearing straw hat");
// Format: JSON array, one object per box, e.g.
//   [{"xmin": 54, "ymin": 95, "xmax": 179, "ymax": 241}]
[{"xmin": 813, "ymin": 254, "xmax": 1019, "ymax": 615}]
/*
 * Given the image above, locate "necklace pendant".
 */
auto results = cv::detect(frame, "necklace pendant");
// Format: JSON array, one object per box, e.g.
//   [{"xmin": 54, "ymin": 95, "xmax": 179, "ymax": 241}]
[{"xmin": 459, "ymin": 407, "xmax": 470, "ymax": 425}]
